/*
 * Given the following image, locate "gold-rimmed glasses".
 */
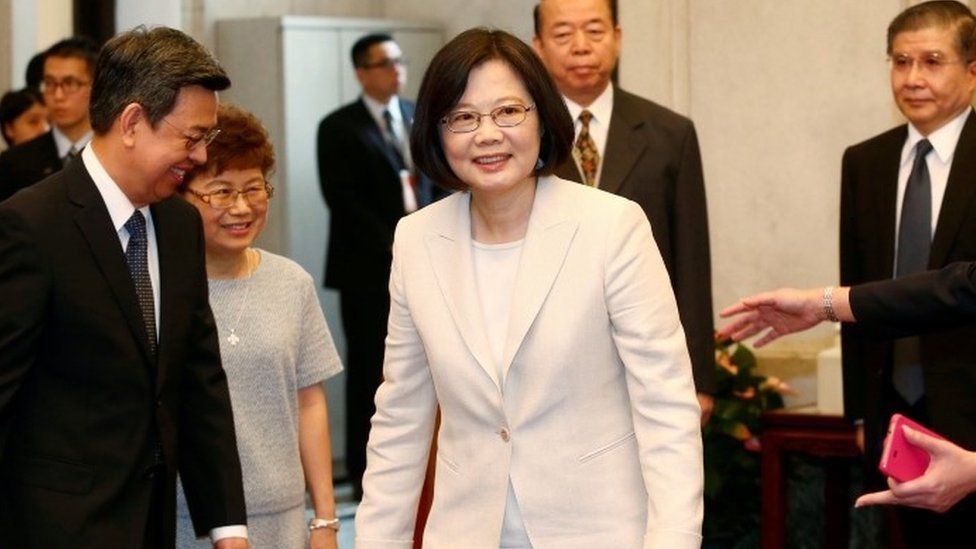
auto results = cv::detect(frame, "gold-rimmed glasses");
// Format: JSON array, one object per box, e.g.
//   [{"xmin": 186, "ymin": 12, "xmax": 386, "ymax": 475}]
[{"xmin": 184, "ymin": 182, "xmax": 274, "ymax": 209}]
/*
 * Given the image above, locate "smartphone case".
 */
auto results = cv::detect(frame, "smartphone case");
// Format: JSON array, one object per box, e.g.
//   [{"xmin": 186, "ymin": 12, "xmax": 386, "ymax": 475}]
[{"xmin": 878, "ymin": 413, "xmax": 946, "ymax": 483}]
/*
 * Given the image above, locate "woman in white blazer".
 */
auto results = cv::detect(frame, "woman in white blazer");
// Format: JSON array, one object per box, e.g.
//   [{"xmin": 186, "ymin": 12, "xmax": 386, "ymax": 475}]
[{"xmin": 355, "ymin": 28, "xmax": 703, "ymax": 549}]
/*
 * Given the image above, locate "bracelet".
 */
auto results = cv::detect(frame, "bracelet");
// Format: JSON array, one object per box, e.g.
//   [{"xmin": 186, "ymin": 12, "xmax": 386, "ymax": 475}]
[
  {"xmin": 308, "ymin": 517, "xmax": 341, "ymax": 532},
  {"xmin": 822, "ymin": 286, "xmax": 839, "ymax": 322}
]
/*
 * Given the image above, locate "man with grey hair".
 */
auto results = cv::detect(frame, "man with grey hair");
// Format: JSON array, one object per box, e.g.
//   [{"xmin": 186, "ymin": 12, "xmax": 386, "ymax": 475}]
[
  {"xmin": 0, "ymin": 27, "xmax": 247, "ymax": 549},
  {"xmin": 840, "ymin": 0, "xmax": 976, "ymax": 545}
]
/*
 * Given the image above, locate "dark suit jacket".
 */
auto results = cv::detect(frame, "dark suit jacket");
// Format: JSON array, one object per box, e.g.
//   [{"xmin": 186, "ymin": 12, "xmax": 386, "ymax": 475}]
[
  {"xmin": 317, "ymin": 97, "xmax": 443, "ymax": 290},
  {"xmin": 554, "ymin": 87, "xmax": 715, "ymax": 393},
  {"xmin": 0, "ymin": 160, "xmax": 246, "ymax": 548},
  {"xmin": 0, "ymin": 130, "xmax": 62, "ymax": 202},
  {"xmin": 840, "ymin": 110, "xmax": 976, "ymax": 464},
  {"xmin": 850, "ymin": 261, "xmax": 976, "ymax": 337}
]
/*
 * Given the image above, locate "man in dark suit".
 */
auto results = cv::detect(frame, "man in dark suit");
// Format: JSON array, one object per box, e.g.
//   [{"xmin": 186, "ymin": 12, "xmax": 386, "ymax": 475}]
[
  {"xmin": 839, "ymin": 1, "xmax": 976, "ymax": 544},
  {"xmin": 317, "ymin": 33, "xmax": 443, "ymax": 499},
  {"xmin": 0, "ymin": 27, "xmax": 247, "ymax": 549},
  {"xmin": 532, "ymin": 0, "xmax": 716, "ymax": 422},
  {"xmin": 0, "ymin": 36, "xmax": 99, "ymax": 201}
]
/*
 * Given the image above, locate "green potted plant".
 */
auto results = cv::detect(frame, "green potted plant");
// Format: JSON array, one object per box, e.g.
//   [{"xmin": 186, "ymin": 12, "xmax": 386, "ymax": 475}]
[{"xmin": 703, "ymin": 335, "xmax": 791, "ymax": 547}]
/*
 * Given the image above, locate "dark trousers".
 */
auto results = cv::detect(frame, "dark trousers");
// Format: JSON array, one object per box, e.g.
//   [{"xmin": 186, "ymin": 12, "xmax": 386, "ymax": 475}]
[{"xmin": 340, "ymin": 285, "xmax": 391, "ymax": 499}]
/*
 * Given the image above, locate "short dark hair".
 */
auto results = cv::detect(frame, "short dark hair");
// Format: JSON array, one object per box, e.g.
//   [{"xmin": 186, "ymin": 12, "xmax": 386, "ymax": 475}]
[
  {"xmin": 43, "ymin": 36, "xmax": 100, "ymax": 76},
  {"xmin": 184, "ymin": 104, "xmax": 276, "ymax": 185},
  {"xmin": 533, "ymin": 0, "xmax": 618, "ymax": 37},
  {"xmin": 89, "ymin": 26, "xmax": 230, "ymax": 135},
  {"xmin": 25, "ymin": 52, "xmax": 46, "ymax": 93},
  {"xmin": 351, "ymin": 33, "xmax": 395, "ymax": 68},
  {"xmin": 411, "ymin": 28, "xmax": 574, "ymax": 191},
  {"xmin": 0, "ymin": 88, "xmax": 44, "ymax": 146},
  {"xmin": 887, "ymin": 0, "xmax": 976, "ymax": 61}
]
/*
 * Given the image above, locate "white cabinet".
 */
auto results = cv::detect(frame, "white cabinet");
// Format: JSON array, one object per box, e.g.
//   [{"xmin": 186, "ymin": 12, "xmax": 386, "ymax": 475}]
[{"xmin": 216, "ymin": 16, "xmax": 443, "ymax": 463}]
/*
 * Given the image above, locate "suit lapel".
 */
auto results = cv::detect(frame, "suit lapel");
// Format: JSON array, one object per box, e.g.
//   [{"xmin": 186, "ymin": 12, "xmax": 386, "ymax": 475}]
[
  {"xmin": 500, "ymin": 177, "xmax": 578, "ymax": 379},
  {"xmin": 151, "ymin": 200, "xmax": 181, "ymax": 385},
  {"xmin": 426, "ymin": 193, "xmax": 499, "ymax": 388},
  {"xmin": 876, "ymin": 130, "xmax": 904, "ymax": 279},
  {"xmin": 68, "ymin": 163, "xmax": 155, "ymax": 366},
  {"xmin": 931, "ymin": 111, "xmax": 976, "ymax": 267},
  {"xmin": 354, "ymin": 99, "xmax": 402, "ymax": 173},
  {"xmin": 600, "ymin": 90, "xmax": 647, "ymax": 195}
]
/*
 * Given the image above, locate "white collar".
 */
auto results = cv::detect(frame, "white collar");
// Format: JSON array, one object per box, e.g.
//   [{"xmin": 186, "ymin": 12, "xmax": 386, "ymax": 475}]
[
  {"xmin": 903, "ymin": 107, "xmax": 971, "ymax": 166},
  {"xmin": 563, "ymin": 84, "xmax": 614, "ymax": 125},
  {"xmin": 81, "ymin": 144, "xmax": 148, "ymax": 232},
  {"xmin": 52, "ymin": 126, "xmax": 93, "ymax": 159},
  {"xmin": 362, "ymin": 94, "xmax": 402, "ymax": 122}
]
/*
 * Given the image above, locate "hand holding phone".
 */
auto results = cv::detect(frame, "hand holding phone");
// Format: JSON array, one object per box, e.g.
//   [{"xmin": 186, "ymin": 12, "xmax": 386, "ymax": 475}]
[{"xmin": 879, "ymin": 413, "xmax": 946, "ymax": 483}]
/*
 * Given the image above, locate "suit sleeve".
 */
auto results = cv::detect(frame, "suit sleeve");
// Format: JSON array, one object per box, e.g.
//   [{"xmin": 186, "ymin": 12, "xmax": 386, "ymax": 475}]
[
  {"xmin": 0, "ymin": 205, "xmax": 48, "ymax": 454},
  {"xmin": 670, "ymin": 122, "xmax": 716, "ymax": 394},
  {"xmin": 849, "ymin": 262, "xmax": 976, "ymax": 336},
  {"xmin": 607, "ymin": 202, "xmax": 703, "ymax": 548},
  {"xmin": 839, "ymin": 147, "xmax": 866, "ymax": 422},
  {"xmin": 0, "ymin": 151, "xmax": 16, "ymax": 203},
  {"xmin": 318, "ymin": 116, "xmax": 397, "ymax": 249},
  {"xmin": 355, "ymin": 223, "xmax": 438, "ymax": 548},
  {"xmin": 176, "ymin": 212, "xmax": 246, "ymax": 535}
]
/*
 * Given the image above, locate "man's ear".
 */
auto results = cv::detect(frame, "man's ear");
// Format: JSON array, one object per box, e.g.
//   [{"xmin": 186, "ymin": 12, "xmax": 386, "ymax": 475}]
[{"xmin": 118, "ymin": 102, "xmax": 144, "ymax": 147}]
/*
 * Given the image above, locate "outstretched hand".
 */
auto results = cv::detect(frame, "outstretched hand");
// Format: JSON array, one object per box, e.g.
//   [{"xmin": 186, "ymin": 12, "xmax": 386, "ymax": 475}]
[
  {"xmin": 717, "ymin": 288, "xmax": 825, "ymax": 347},
  {"xmin": 855, "ymin": 426, "xmax": 976, "ymax": 513}
]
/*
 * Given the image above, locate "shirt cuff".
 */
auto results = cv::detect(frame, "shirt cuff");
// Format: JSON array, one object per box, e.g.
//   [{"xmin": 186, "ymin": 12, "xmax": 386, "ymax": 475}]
[{"xmin": 210, "ymin": 525, "xmax": 248, "ymax": 543}]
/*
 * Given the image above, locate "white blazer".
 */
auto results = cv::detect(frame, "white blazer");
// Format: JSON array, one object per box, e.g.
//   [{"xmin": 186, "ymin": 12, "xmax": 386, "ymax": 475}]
[{"xmin": 355, "ymin": 176, "xmax": 703, "ymax": 549}]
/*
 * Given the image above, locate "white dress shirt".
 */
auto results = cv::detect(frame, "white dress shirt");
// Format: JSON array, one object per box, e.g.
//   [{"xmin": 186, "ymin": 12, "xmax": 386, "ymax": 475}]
[
  {"xmin": 53, "ymin": 125, "xmax": 93, "ymax": 160},
  {"xmin": 894, "ymin": 107, "xmax": 972, "ymax": 269}
]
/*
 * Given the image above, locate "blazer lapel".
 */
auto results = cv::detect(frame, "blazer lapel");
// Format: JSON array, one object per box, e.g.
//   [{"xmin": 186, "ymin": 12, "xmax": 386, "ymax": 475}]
[
  {"xmin": 68, "ymin": 164, "xmax": 155, "ymax": 366},
  {"xmin": 875, "ymin": 131, "xmax": 903, "ymax": 279},
  {"xmin": 600, "ymin": 90, "xmax": 647, "ymax": 195},
  {"xmin": 425, "ymin": 193, "xmax": 499, "ymax": 388},
  {"xmin": 500, "ymin": 177, "xmax": 579, "ymax": 379},
  {"xmin": 931, "ymin": 111, "xmax": 976, "ymax": 267}
]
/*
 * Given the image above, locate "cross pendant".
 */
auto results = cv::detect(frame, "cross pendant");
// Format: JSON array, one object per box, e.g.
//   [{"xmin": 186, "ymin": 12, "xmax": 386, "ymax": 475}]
[{"xmin": 227, "ymin": 331, "xmax": 240, "ymax": 346}]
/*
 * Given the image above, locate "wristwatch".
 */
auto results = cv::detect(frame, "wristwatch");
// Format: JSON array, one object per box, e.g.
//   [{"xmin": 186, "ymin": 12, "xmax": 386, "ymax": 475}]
[{"xmin": 308, "ymin": 517, "xmax": 341, "ymax": 532}]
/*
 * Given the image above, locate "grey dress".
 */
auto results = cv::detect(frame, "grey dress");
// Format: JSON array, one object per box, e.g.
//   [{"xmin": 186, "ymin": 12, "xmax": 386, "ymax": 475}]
[{"xmin": 176, "ymin": 250, "xmax": 343, "ymax": 548}]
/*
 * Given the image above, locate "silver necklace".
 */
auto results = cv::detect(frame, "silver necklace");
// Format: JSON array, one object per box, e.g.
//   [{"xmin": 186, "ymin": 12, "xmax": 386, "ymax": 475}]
[{"xmin": 217, "ymin": 249, "xmax": 256, "ymax": 347}]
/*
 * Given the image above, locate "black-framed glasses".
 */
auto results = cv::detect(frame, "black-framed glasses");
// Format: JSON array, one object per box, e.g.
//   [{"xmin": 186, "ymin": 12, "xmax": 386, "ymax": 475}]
[
  {"xmin": 41, "ymin": 76, "xmax": 91, "ymax": 95},
  {"xmin": 162, "ymin": 118, "xmax": 221, "ymax": 150},
  {"xmin": 185, "ymin": 183, "xmax": 275, "ymax": 209},
  {"xmin": 359, "ymin": 57, "xmax": 408, "ymax": 70},
  {"xmin": 441, "ymin": 104, "xmax": 536, "ymax": 133}
]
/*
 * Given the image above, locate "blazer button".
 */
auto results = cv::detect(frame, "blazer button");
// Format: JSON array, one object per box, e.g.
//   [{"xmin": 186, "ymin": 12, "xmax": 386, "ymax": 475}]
[{"xmin": 499, "ymin": 428, "xmax": 511, "ymax": 442}]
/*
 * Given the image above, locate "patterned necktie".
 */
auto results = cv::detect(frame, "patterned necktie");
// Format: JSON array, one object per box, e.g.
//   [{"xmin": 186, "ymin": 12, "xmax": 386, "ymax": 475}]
[
  {"xmin": 124, "ymin": 211, "xmax": 157, "ymax": 357},
  {"xmin": 383, "ymin": 109, "xmax": 406, "ymax": 170},
  {"xmin": 892, "ymin": 138, "xmax": 933, "ymax": 404},
  {"xmin": 575, "ymin": 110, "xmax": 600, "ymax": 187}
]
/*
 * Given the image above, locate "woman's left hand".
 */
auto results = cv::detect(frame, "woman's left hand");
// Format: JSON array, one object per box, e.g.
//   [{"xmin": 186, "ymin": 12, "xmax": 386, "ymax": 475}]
[{"xmin": 309, "ymin": 527, "xmax": 339, "ymax": 549}]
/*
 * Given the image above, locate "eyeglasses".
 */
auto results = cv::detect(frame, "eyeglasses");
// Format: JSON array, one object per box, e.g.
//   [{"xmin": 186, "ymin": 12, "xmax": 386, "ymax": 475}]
[
  {"xmin": 162, "ymin": 118, "xmax": 221, "ymax": 150},
  {"xmin": 41, "ymin": 76, "xmax": 91, "ymax": 95},
  {"xmin": 185, "ymin": 183, "xmax": 275, "ymax": 209},
  {"xmin": 359, "ymin": 57, "xmax": 408, "ymax": 70},
  {"xmin": 888, "ymin": 52, "xmax": 970, "ymax": 75},
  {"xmin": 441, "ymin": 104, "xmax": 536, "ymax": 133}
]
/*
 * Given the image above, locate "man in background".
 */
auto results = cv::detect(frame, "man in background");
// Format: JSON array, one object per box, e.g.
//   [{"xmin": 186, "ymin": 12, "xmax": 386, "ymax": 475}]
[
  {"xmin": 533, "ymin": 0, "xmax": 716, "ymax": 422},
  {"xmin": 317, "ymin": 33, "xmax": 443, "ymax": 499},
  {"xmin": 0, "ymin": 36, "xmax": 99, "ymax": 201},
  {"xmin": 839, "ymin": 1, "xmax": 976, "ymax": 544}
]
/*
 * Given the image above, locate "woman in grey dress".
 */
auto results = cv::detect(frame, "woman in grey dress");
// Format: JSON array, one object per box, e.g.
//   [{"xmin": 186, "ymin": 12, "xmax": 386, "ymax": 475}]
[{"xmin": 174, "ymin": 105, "xmax": 343, "ymax": 549}]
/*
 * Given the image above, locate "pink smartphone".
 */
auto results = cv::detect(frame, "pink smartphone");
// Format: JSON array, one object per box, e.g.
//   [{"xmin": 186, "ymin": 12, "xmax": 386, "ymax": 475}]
[{"xmin": 878, "ymin": 413, "xmax": 945, "ymax": 483}]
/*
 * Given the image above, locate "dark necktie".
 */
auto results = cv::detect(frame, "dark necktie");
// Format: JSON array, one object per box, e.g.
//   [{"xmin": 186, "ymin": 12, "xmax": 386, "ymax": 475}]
[
  {"xmin": 575, "ymin": 110, "xmax": 600, "ymax": 187},
  {"xmin": 63, "ymin": 146, "xmax": 80, "ymax": 167},
  {"xmin": 125, "ymin": 211, "xmax": 157, "ymax": 357},
  {"xmin": 383, "ymin": 109, "xmax": 405, "ymax": 170},
  {"xmin": 892, "ymin": 138, "xmax": 933, "ymax": 404}
]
